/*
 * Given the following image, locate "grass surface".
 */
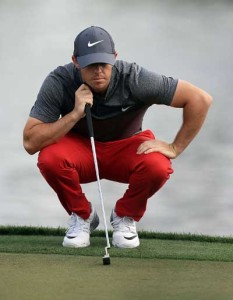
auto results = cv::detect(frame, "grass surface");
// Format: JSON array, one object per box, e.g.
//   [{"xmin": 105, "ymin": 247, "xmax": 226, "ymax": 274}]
[
  {"xmin": 1, "ymin": 227, "xmax": 233, "ymax": 300},
  {"xmin": 1, "ymin": 253, "xmax": 233, "ymax": 300},
  {"xmin": 1, "ymin": 225, "xmax": 233, "ymax": 243},
  {"xmin": 0, "ymin": 226, "xmax": 233, "ymax": 262}
]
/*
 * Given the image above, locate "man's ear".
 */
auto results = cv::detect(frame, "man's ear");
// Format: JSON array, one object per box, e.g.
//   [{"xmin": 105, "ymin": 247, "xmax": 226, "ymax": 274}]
[
  {"xmin": 72, "ymin": 55, "xmax": 80, "ymax": 69},
  {"xmin": 114, "ymin": 51, "xmax": 118, "ymax": 59}
]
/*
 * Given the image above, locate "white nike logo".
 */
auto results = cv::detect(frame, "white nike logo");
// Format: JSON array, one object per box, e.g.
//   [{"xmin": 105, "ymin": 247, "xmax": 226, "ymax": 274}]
[
  {"xmin": 122, "ymin": 106, "xmax": 134, "ymax": 112},
  {"xmin": 88, "ymin": 40, "xmax": 104, "ymax": 47}
]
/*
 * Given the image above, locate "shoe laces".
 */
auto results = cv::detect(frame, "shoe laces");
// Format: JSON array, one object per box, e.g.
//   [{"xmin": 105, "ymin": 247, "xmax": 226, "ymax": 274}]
[
  {"xmin": 66, "ymin": 213, "xmax": 90, "ymax": 235},
  {"xmin": 111, "ymin": 214, "xmax": 137, "ymax": 234}
]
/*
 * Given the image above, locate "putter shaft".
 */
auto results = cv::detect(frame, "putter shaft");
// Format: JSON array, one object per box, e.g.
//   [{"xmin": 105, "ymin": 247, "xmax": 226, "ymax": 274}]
[
  {"xmin": 90, "ymin": 136, "xmax": 111, "ymax": 250},
  {"xmin": 85, "ymin": 104, "xmax": 111, "ymax": 256}
]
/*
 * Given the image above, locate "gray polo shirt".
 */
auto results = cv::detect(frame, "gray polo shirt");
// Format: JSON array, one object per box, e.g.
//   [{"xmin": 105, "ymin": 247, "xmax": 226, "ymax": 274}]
[{"xmin": 30, "ymin": 60, "xmax": 178, "ymax": 142}]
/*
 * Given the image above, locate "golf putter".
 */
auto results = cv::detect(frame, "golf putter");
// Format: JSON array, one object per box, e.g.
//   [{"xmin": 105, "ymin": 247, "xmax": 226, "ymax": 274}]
[{"xmin": 85, "ymin": 103, "xmax": 111, "ymax": 265}]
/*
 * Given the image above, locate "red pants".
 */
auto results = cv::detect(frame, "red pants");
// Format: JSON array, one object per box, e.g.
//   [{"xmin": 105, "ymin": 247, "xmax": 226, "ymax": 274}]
[{"xmin": 37, "ymin": 130, "xmax": 173, "ymax": 221}]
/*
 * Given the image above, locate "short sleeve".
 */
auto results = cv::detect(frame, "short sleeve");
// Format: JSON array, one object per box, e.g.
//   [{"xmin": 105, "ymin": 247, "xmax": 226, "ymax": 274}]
[
  {"xmin": 29, "ymin": 74, "xmax": 63, "ymax": 123},
  {"xmin": 129, "ymin": 63, "xmax": 178, "ymax": 106}
]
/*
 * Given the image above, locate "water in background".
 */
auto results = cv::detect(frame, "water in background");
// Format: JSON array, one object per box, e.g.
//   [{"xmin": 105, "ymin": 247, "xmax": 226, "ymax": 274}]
[{"xmin": 0, "ymin": 0, "xmax": 232, "ymax": 236}]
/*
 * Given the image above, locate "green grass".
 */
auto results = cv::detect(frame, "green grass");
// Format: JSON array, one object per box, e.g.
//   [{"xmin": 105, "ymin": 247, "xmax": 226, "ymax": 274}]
[
  {"xmin": 1, "ymin": 225, "xmax": 233, "ymax": 243},
  {"xmin": 0, "ymin": 226, "xmax": 233, "ymax": 262},
  {"xmin": 1, "ymin": 226, "xmax": 233, "ymax": 300},
  {"xmin": 1, "ymin": 252, "xmax": 233, "ymax": 300}
]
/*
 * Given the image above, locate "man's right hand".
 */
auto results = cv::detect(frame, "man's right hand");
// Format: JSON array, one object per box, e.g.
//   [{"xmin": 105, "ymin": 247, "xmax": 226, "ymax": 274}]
[{"xmin": 73, "ymin": 84, "xmax": 93, "ymax": 119}]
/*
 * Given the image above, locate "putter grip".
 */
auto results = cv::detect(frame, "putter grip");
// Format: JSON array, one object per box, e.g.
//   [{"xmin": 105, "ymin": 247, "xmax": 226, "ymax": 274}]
[{"xmin": 85, "ymin": 104, "xmax": 94, "ymax": 138}]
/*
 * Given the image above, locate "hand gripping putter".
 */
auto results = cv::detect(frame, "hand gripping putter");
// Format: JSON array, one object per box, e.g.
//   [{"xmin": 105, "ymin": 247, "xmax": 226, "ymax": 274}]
[{"xmin": 85, "ymin": 104, "xmax": 111, "ymax": 265}]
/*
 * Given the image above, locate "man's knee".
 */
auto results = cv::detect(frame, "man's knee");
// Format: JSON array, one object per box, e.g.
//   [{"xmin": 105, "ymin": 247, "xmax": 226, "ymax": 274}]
[
  {"xmin": 37, "ymin": 145, "xmax": 65, "ymax": 175},
  {"xmin": 141, "ymin": 153, "xmax": 173, "ymax": 182}
]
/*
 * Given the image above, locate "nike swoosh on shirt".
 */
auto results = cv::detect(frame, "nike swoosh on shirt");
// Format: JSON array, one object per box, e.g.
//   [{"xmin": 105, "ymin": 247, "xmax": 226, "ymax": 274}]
[
  {"xmin": 88, "ymin": 40, "xmax": 104, "ymax": 47},
  {"xmin": 121, "ymin": 106, "xmax": 134, "ymax": 112}
]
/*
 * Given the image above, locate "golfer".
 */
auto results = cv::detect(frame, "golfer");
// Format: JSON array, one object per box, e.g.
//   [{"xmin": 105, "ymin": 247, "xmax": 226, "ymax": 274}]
[{"xmin": 23, "ymin": 26, "xmax": 212, "ymax": 249}]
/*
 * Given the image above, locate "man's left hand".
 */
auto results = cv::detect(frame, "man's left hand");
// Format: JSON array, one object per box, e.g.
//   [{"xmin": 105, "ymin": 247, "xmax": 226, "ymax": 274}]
[{"xmin": 136, "ymin": 140, "xmax": 177, "ymax": 159}]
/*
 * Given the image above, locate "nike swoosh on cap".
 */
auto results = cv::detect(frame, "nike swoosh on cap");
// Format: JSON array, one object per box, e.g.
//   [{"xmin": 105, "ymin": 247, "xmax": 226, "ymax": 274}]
[
  {"xmin": 123, "ymin": 235, "xmax": 138, "ymax": 240},
  {"xmin": 88, "ymin": 40, "xmax": 104, "ymax": 47}
]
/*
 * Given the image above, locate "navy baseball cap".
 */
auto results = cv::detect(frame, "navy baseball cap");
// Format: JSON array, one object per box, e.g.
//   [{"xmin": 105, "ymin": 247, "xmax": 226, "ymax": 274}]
[{"xmin": 73, "ymin": 26, "xmax": 116, "ymax": 68}]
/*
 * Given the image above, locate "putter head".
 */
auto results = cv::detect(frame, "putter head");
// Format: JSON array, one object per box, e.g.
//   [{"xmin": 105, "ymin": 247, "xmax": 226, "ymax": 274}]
[
  {"xmin": 103, "ymin": 254, "xmax": 110, "ymax": 265},
  {"xmin": 103, "ymin": 246, "xmax": 111, "ymax": 265}
]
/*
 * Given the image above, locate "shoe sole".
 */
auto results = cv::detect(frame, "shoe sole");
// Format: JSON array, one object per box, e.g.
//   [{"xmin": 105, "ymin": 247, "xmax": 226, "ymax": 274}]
[
  {"xmin": 112, "ymin": 239, "xmax": 140, "ymax": 248},
  {"xmin": 62, "ymin": 237, "xmax": 90, "ymax": 248}
]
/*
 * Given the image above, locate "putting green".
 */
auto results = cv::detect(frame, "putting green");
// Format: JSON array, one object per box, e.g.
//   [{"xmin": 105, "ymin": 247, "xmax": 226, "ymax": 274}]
[
  {"xmin": 1, "ymin": 227, "xmax": 233, "ymax": 299},
  {"xmin": 1, "ymin": 253, "xmax": 233, "ymax": 300}
]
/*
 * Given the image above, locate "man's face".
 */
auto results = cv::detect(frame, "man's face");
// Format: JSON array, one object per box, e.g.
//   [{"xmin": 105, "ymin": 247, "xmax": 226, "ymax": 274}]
[{"xmin": 79, "ymin": 63, "xmax": 113, "ymax": 95}]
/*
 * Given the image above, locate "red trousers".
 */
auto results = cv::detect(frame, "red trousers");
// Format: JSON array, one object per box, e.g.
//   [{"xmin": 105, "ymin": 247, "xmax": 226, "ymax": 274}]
[{"xmin": 37, "ymin": 130, "xmax": 173, "ymax": 221}]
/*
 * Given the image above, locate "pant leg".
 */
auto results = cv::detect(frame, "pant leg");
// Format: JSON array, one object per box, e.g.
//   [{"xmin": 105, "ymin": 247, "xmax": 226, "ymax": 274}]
[
  {"xmin": 97, "ymin": 130, "xmax": 174, "ymax": 221},
  {"xmin": 37, "ymin": 133, "xmax": 96, "ymax": 219}
]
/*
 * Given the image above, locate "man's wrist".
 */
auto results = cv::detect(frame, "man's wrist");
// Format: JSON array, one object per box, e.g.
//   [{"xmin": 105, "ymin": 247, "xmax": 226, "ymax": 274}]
[
  {"xmin": 169, "ymin": 142, "xmax": 182, "ymax": 158},
  {"xmin": 69, "ymin": 109, "xmax": 82, "ymax": 123}
]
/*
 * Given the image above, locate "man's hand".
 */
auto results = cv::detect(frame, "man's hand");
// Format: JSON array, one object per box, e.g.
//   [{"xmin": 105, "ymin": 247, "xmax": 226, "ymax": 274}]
[
  {"xmin": 137, "ymin": 139, "xmax": 177, "ymax": 159},
  {"xmin": 73, "ymin": 84, "xmax": 93, "ymax": 119}
]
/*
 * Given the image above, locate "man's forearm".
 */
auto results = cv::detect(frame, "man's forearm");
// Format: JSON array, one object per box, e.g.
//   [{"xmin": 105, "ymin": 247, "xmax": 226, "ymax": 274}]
[{"xmin": 23, "ymin": 111, "xmax": 81, "ymax": 155}]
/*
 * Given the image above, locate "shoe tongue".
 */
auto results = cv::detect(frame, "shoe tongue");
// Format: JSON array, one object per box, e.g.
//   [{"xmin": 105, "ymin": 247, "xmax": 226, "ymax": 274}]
[
  {"xmin": 123, "ymin": 217, "xmax": 134, "ymax": 226},
  {"xmin": 68, "ymin": 213, "xmax": 77, "ymax": 226}
]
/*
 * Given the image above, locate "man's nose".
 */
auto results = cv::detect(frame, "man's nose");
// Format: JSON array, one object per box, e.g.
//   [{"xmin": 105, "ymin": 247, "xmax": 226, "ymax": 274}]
[{"xmin": 94, "ymin": 64, "xmax": 103, "ymax": 71}]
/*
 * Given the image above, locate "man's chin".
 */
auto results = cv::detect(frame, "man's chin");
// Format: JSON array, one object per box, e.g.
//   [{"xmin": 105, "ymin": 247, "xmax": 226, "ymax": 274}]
[{"xmin": 91, "ymin": 85, "xmax": 107, "ymax": 95}]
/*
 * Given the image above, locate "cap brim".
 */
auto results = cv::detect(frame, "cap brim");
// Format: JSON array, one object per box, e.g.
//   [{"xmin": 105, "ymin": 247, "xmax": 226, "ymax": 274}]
[{"xmin": 77, "ymin": 53, "xmax": 115, "ymax": 69}]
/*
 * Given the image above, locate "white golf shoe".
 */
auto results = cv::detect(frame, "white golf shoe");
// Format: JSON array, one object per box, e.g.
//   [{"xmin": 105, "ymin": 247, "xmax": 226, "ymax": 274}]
[
  {"xmin": 63, "ymin": 203, "xmax": 99, "ymax": 248},
  {"xmin": 110, "ymin": 209, "xmax": 140, "ymax": 248}
]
